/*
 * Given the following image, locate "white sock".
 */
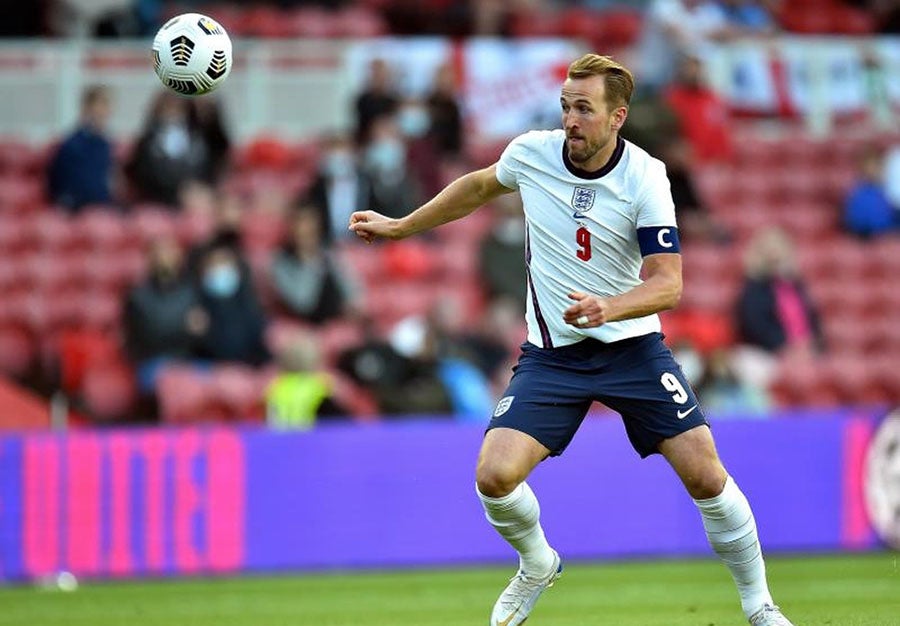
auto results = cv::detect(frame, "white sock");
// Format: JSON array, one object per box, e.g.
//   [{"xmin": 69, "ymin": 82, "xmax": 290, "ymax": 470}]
[
  {"xmin": 694, "ymin": 476, "xmax": 774, "ymax": 618},
  {"xmin": 477, "ymin": 482, "xmax": 556, "ymax": 575}
]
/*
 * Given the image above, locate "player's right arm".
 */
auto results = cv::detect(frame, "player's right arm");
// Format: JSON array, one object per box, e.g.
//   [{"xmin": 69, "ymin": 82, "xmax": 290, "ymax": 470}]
[{"xmin": 349, "ymin": 164, "xmax": 513, "ymax": 243}]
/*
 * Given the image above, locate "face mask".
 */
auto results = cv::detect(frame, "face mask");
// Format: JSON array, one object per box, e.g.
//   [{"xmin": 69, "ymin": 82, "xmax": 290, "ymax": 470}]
[
  {"xmin": 204, "ymin": 265, "xmax": 240, "ymax": 298},
  {"xmin": 323, "ymin": 151, "xmax": 355, "ymax": 178},
  {"xmin": 160, "ymin": 123, "xmax": 189, "ymax": 158},
  {"xmin": 365, "ymin": 139, "xmax": 404, "ymax": 173},
  {"xmin": 397, "ymin": 107, "xmax": 430, "ymax": 138}
]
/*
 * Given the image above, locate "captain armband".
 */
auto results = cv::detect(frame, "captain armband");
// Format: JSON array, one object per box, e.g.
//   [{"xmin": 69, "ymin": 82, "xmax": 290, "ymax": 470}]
[{"xmin": 637, "ymin": 226, "xmax": 681, "ymax": 256}]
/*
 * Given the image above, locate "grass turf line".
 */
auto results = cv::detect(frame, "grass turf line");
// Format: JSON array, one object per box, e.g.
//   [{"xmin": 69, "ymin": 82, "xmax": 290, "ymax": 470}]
[{"xmin": 0, "ymin": 552, "xmax": 897, "ymax": 626}]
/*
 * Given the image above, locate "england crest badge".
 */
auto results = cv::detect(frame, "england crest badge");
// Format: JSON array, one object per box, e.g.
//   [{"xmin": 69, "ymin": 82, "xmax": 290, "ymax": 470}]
[{"xmin": 571, "ymin": 186, "xmax": 596, "ymax": 215}]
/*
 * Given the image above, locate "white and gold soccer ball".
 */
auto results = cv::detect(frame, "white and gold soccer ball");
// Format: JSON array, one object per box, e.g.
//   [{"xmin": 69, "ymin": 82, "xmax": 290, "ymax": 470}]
[{"xmin": 151, "ymin": 13, "xmax": 232, "ymax": 96}]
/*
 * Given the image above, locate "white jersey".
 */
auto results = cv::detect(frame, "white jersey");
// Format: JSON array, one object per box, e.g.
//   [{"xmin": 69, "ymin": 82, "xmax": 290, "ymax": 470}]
[{"xmin": 495, "ymin": 128, "xmax": 678, "ymax": 348}]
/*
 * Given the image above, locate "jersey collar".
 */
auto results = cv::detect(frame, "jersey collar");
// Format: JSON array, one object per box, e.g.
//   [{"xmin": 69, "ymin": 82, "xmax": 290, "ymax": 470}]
[{"xmin": 562, "ymin": 135, "xmax": 624, "ymax": 180}]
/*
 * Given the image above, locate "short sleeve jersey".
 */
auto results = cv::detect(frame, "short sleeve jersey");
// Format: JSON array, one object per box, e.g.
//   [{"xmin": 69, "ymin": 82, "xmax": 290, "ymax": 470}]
[{"xmin": 495, "ymin": 129, "xmax": 678, "ymax": 348}]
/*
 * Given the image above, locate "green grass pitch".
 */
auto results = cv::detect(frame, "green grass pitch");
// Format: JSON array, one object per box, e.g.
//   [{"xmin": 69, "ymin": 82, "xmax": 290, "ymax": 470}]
[{"xmin": 1, "ymin": 553, "xmax": 897, "ymax": 626}]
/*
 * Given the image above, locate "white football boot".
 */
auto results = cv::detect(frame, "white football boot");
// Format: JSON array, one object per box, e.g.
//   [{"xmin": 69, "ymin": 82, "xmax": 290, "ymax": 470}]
[
  {"xmin": 749, "ymin": 603, "xmax": 796, "ymax": 626},
  {"xmin": 490, "ymin": 551, "xmax": 562, "ymax": 626}
]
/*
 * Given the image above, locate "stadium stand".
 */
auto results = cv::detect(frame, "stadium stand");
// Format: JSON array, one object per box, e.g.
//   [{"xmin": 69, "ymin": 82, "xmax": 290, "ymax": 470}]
[{"xmin": 0, "ymin": 1, "xmax": 898, "ymax": 426}]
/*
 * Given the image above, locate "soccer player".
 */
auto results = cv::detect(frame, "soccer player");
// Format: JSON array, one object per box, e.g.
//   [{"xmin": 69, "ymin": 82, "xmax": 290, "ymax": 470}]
[{"xmin": 349, "ymin": 54, "xmax": 795, "ymax": 626}]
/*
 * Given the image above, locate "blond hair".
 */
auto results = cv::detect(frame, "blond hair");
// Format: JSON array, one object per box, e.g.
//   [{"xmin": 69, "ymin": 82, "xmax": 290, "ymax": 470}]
[{"xmin": 567, "ymin": 54, "xmax": 635, "ymax": 110}]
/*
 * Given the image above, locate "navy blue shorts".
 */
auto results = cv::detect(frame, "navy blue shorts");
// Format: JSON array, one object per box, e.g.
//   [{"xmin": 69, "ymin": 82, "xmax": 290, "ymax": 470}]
[{"xmin": 487, "ymin": 333, "xmax": 708, "ymax": 458}]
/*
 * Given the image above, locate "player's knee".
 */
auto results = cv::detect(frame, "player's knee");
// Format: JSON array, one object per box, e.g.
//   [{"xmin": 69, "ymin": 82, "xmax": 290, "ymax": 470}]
[
  {"xmin": 685, "ymin": 471, "xmax": 727, "ymax": 500},
  {"xmin": 475, "ymin": 462, "xmax": 523, "ymax": 498}
]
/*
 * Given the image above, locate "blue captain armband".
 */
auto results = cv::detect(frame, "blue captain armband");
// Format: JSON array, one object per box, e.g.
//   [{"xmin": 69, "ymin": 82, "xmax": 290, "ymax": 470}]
[{"xmin": 637, "ymin": 226, "xmax": 681, "ymax": 255}]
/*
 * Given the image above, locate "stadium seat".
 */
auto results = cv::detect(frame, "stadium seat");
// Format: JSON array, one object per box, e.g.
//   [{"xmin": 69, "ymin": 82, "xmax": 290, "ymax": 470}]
[
  {"xmin": 333, "ymin": 6, "xmax": 388, "ymax": 37},
  {"xmin": 80, "ymin": 362, "xmax": 136, "ymax": 422},
  {"xmin": 22, "ymin": 252, "xmax": 77, "ymax": 291},
  {"xmin": 284, "ymin": 7, "xmax": 336, "ymax": 38},
  {"xmin": 0, "ymin": 174, "xmax": 43, "ymax": 213},
  {"xmin": 240, "ymin": 209, "xmax": 288, "ymax": 253},
  {"xmin": 0, "ymin": 325, "xmax": 35, "ymax": 378},
  {"xmin": 27, "ymin": 211, "xmax": 75, "ymax": 251},
  {"xmin": 0, "ymin": 214, "xmax": 29, "ymax": 254},
  {"xmin": 317, "ymin": 320, "xmax": 365, "ymax": 366},
  {"xmin": 132, "ymin": 207, "xmax": 178, "ymax": 244},
  {"xmin": 57, "ymin": 329, "xmax": 121, "ymax": 394},
  {"xmin": 209, "ymin": 364, "xmax": 268, "ymax": 422},
  {"xmin": 156, "ymin": 366, "xmax": 217, "ymax": 424},
  {"xmin": 76, "ymin": 208, "xmax": 133, "ymax": 250},
  {"xmin": 337, "ymin": 242, "xmax": 385, "ymax": 283}
]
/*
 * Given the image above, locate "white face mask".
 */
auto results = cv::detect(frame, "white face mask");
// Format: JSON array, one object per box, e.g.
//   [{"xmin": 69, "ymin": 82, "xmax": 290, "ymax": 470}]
[
  {"xmin": 160, "ymin": 123, "xmax": 189, "ymax": 158},
  {"xmin": 323, "ymin": 151, "xmax": 355, "ymax": 178},
  {"xmin": 203, "ymin": 264, "xmax": 240, "ymax": 298},
  {"xmin": 397, "ymin": 107, "xmax": 430, "ymax": 138},
  {"xmin": 365, "ymin": 139, "xmax": 405, "ymax": 173}
]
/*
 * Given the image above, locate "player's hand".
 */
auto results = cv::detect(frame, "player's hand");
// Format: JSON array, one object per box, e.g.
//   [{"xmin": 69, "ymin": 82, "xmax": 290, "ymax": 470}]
[
  {"xmin": 563, "ymin": 292, "xmax": 612, "ymax": 328},
  {"xmin": 348, "ymin": 211, "xmax": 404, "ymax": 243}
]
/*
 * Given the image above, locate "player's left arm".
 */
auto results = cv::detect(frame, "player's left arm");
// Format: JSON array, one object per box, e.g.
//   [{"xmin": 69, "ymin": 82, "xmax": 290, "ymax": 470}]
[{"xmin": 563, "ymin": 253, "xmax": 682, "ymax": 327}]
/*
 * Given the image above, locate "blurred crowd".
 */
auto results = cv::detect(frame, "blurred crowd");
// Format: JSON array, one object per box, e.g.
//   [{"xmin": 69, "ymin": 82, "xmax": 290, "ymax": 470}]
[
  {"xmin": 1, "ymin": 0, "xmax": 899, "ymax": 428},
  {"xmin": 2, "ymin": 1, "xmax": 900, "ymax": 39}
]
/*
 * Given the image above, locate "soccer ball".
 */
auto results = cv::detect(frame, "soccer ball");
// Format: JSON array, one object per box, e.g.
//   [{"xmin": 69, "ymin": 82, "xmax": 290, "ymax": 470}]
[{"xmin": 152, "ymin": 13, "xmax": 232, "ymax": 96}]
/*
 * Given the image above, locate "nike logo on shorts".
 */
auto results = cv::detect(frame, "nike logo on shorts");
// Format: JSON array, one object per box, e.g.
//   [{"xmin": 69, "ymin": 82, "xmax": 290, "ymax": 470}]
[{"xmin": 677, "ymin": 405, "xmax": 698, "ymax": 419}]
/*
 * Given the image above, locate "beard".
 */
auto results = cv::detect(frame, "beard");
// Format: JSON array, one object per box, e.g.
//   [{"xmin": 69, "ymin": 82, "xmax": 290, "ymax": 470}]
[{"xmin": 566, "ymin": 131, "xmax": 611, "ymax": 165}]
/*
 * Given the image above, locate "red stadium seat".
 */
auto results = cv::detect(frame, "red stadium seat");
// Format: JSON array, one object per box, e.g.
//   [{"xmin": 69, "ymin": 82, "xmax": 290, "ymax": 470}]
[
  {"xmin": 0, "ymin": 325, "xmax": 35, "ymax": 378},
  {"xmin": 80, "ymin": 362, "xmax": 136, "ymax": 422},
  {"xmin": 76, "ymin": 208, "xmax": 133, "ymax": 250},
  {"xmin": 209, "ymin": 364, "xmax": 267, "ymax": 421},
  {"xmin": 27, "ymin": 211, "xmax": 75, "ymax": 251},
  {"xmin": 337, "ymin": 242, "xmax": 385, "ymax": 283},
  {"xmin": 317, "ymin": 320, "xmax": 364, "ymax": 366},
  {"xmin": 284, "ymin": 7, "xmax": 336, "ymax": 38},
  {"xmin": 132, "ymin": 207, "xmax": 178, "ymax": 244},
  {"xmin": 333, "ymin": 7, "xmax": 388, "ymax": 37},
  {"xmin": 0, "ymin": 213, "xmax": 30, "ymax": 254},
  {"xmin": 156, "ymin": 366, "xmax": 217, "ymax": 424},
  {"xmin": 57, "ymin": 329, "xmax": 120, "ymax": 394},
  {"xmin": 22, "ymin": 252, "xmax": 78, "ymax": 291}
]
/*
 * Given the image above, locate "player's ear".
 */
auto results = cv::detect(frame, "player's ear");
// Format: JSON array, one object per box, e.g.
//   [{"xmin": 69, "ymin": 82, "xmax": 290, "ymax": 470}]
[{"xmin": 610, "ymin": 106, "xmax": 628, "ymax": 132}]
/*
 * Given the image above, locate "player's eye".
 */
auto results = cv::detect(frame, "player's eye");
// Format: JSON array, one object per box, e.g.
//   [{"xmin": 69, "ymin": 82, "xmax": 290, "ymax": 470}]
[{"xmin": 578, "ymin": 106, "xmax": 590, "ymax": 114}]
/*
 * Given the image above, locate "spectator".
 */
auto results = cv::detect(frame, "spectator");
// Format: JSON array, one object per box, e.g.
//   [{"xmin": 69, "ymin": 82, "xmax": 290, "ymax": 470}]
[
  {"xmin": 47, "ymin": 85, "xmax": 116, "ymax": 212},
  {"xmin": 123, "ymin": 236, "xmax": 205, "ymax": 394},
  {"xmin": 337, "ymin": 315, "xmax": 451, "ymax": 417},
  {"xmin": 354, "ymin": 58, "xmax": 400, "ymax": 144},
  {"xmin": 266, "ymin": 331, "xmax": 346, "ymax": 430},
  {"xmin": 664, "ymin": 54, "xmax": 734, "ymax": 163},
  {"xmin": 126, "ymin": 91, "xmax": 214, "ymax": 206},
  {"xmin": 270, "ymin": 206, "xmax": 362, "ymax": 325},
  {"xmin": 389, "ymin": 297, "xmax": 492, "ymax": 420},
  {"xmin": 843, "ymin": 147, "xmax": 898, "ymax": 239},
  {"xmin": 479, "ymin": 194, "xmax": 527, "ymax": 310},
  {"xmin": 399, "ymin": 98, "xmax": 443, "ymax": 198},
  {"xmin": 426, "ymin": 63, "xmax": 464, "ymax": 158},
  {"xmin": 305, "ymin": 133, "xmax": 377, "ymax": 244},
  {"xmin": 363, "ymin": 116, "xmax": 422, "ymax": 218},
  {"xmin": 735, "ymin": 227, "xmax": 825, "ymax": 356},
  {"xmin": 196, "ymin": 243, "xmax": 270, "ymax": 366},
  {"xmin": 636, "ymin": 0, "xmax": 733, "ymax": 92}
]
